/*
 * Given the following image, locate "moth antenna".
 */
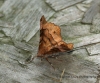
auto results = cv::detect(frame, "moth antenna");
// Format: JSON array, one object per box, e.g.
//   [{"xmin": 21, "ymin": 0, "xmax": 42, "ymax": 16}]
[
  {"xmin": 65, "ymin": 46, "xmax": 86, "ymax": 54},
  {"xmin": 45, "ymin": 58, "xmax": 55, "ymax": 70},
  {"xmin": 72, "ymin": 47, "xmax": 86, "ymax": 51}
]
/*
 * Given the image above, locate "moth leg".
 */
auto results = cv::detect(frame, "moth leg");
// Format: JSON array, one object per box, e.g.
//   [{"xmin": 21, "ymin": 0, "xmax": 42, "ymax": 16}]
[
  {"xmin": 45, "ymin": 58, "xmax": 55, "ymax": 69},
  {"xmin": 41, "ymin": 57, "xmax": 43, "ymax": 61},
  {"xmin": 25, "ymin": 55, "xmax": 37, "ymax": 63}
]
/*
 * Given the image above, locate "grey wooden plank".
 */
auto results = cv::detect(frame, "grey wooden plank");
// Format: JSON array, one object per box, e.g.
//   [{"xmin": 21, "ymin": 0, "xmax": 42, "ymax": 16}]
[
  {"xmin": 86, "ymin": 43, "xmax": 100, "ymax": 55},
  {"xmin": 0, "ymin": 44, "xmax": 25, "ymax": 58},
  {"xmin": 0, "ymin": 44, "xmax": 99, "ymax": 83},
  {"xmin": 49, "ymin": 6, "xmax": 84, "ymax": 26},
  {"xmin": 45, "ymin": 0, "xmax": 84, "ymax": 11},
  {"xmin": 13, "ymin": 40, "xmax": 35, "ymax": 52},
  {"xmin": 61, "ymin": 23, "xmax": 91, "ymax": 39},
  {"xmin": 0, "ymin": 0, "xmax": 55, "ymax": 42},
  {"xmin": 65, "ymin": 34, "xmax": 100, "ymax": 48},
  {"xmin": 0, "ymin": 20, "xmax": 14, "ymax": 28},
  {"xmin": 0, "ymin": 0, "xmax": 30, "ymax": 21},
  {"xmin": 82, "ymin": 0, "xmax": 100, "ymax": 24},
  {"xmin": 91, "ymin": 13, "xmax": 100, "ymax": 33}
]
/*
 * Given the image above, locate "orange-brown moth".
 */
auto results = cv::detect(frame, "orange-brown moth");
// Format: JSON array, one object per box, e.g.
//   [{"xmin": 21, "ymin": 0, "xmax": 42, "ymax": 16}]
[
  {"xmin": 37, "ymin": 15, "xmax": 73, "ymax": 58},
  {"xmin": 26, "ymin": 15, "xmax": 73, "ymax": 67}
]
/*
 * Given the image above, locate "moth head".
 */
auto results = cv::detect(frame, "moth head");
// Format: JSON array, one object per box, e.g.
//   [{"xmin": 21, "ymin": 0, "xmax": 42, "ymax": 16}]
[{"xmin": 40, "ymin": 15, "xmax": 47, "ymax": 25}]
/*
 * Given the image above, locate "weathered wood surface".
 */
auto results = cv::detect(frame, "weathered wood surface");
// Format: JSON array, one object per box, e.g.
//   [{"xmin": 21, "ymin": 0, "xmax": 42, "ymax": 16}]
[
  {"xmin": 91, "ymin": 13, "xmax": 100, "ymax": 33},
  {"xmin": 49, "ymin": 6, "xmax": 84, "ymax": 25},
  {"xmin": 0, "ymin": 0, "xmax": 100, "ymax": 83},
  {"xmin": 45, "ymin": 0, "xmax": 84, "ymax": 11},
  {"xmin": 0, "ymin": 44, "xmax": 99, "ymax": 83},
  {"xmin": 0, "ymin": 0, "xmax": 55, "ymax": 42},
  {"xmin": 86, "ymin": 43, "xmax": 100, "ymax": 55},
  {"xmin": 82, "ymin": 0, "xmax": 100, "ymax": 24}
]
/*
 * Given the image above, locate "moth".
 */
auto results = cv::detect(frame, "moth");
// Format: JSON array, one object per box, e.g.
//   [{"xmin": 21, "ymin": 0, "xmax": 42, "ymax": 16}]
[{"xmin": 26, "ymin": 16, "xmax": 73, "ymax": 67}]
